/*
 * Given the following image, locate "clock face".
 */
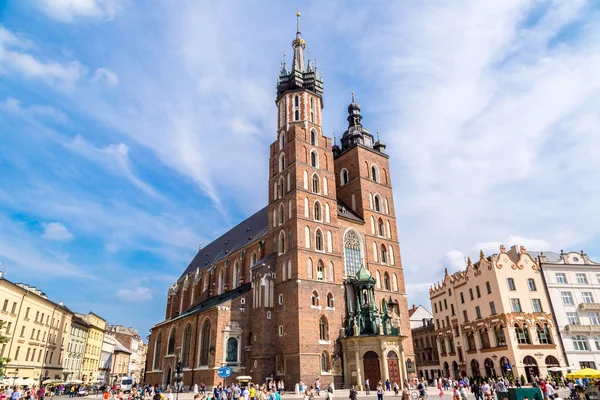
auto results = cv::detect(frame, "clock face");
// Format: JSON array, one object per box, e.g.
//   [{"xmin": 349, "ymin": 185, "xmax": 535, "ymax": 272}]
[{"xmin": 573, "ymin": 257, "xmax": 579, "ymax": 262}]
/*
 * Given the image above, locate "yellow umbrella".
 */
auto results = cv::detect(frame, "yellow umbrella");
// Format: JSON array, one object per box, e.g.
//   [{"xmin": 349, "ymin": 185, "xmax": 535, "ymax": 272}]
[{"xmin": 566, "ymin": 368, "xmax": 600, "ymax": 378}]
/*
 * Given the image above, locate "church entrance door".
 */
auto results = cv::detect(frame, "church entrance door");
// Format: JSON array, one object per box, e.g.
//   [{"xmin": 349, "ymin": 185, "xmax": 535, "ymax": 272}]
[
  {"xmin": 363, "ymin": 351, "xmax": 381, "ymax": 390},
  {"xmin": 387, "ymin": 351, "xmax": 401, "ymax": 385}
]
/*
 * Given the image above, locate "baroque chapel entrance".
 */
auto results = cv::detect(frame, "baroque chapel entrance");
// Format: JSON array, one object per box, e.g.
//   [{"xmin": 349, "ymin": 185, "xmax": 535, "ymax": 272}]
[
  {"xmin": 387, "ymin": 351, "xmax": 401, "ymax": 385},
  {"xmin": 363, "ymin": 351, "xmax": 381, "ymax": 390}
]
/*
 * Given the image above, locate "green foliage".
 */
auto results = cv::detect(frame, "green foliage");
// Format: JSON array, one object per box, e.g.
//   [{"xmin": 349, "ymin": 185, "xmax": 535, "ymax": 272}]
[
  {"xmin": 520, "ymin": 375, "xmax": 526, "ymax": 385},
  {"xmin": 0, "ymin": 320, "xmax": 11, "ymax": 378}
]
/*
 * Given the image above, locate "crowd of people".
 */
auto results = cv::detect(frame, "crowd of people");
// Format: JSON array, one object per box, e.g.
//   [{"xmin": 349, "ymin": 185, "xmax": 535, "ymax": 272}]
[{"xmin": 4, "ymin": 374, "xmax": 598, "ymax": 400}]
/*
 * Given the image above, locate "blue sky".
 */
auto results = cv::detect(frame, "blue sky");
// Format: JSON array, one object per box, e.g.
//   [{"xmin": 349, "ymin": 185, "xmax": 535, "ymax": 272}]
[{"xmin": 1, "ymin": 0, "xmax": 600, "ymax": 338}]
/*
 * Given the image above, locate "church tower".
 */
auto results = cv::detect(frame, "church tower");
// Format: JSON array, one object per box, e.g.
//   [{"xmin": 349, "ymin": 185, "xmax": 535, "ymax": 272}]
[{"xmin": 258, "ymin": 12, "xmax": 346, "ymax": 386}]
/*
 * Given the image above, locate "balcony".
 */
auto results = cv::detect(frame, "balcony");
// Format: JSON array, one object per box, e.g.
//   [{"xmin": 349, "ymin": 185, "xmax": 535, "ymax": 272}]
[
  {"xmin": 565, "ymin": 324, "xmax": 600, "ymax": 333},
  {"xmin": 579, "ymin": 303, "xmax": 600, "ymax": 311}
]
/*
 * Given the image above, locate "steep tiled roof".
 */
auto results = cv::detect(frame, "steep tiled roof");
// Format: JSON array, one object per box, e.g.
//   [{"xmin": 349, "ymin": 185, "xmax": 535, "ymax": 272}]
[
  {"xmin": 153, "ymin": 283, "xmax": 252, "ymax": 329},
  {"xmin": 528, "ymin": 251, "xmax": 562, "ymax": 263},
  {"xmin": 179, "ymin": 207, "xmax": 269, "ymax": 280},
  {"xmin": 337, "ymin": 200, "xmax": 363, "ymax": 223}
]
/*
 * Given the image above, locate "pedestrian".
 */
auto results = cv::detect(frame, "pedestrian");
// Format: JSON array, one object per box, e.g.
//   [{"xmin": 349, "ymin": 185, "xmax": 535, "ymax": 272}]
[
  {"xmin": 377, "ymin": 383, "xmax": 384, "ymax": 400},
  {"xmin": 314, "ymin": 379, "xmax": 320, "ymax": 397},
  {"xmin": 386, "ymin": 380, "xmax": 391, "ymax": 392},
  {"xmin": 349, "ymin": 386, "xmax": 358, "ymax": 400},
  {"xmin": 365, "ymin": 379, "xmax": 370, "ymax": 395}
]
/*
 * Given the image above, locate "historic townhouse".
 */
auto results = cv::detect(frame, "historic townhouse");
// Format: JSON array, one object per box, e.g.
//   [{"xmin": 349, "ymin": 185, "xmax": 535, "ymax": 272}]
[
  {"xmin": 77, "ymin": 312, "xmax": 106, "ymax": 383},
  {"xmin": 64, "ymin": 315, "xmax": 89, "ymax": 381},
  {"xmin": 536, "ymin": 251, "xmax": 600, "ymax": 370},
  {"xmin": 430, "ymin": 245, "xmax": 566, "ymax": 382},
  {"xmin": 0, "ymin": 273, "xmax": 72, "ymax": 382},
  {"xmin": 409, "ymin": 306, "xmax": 439, "ymax": 381},
  {"xmin": 146, "ymin": 14, "xmax": 413, "ymax": 390}
]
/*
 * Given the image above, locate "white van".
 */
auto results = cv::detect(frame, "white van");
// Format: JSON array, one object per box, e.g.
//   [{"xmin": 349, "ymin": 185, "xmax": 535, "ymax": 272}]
[{"xmin": 118, "ymin": 376, "xmax": 134, "ymax": 393}]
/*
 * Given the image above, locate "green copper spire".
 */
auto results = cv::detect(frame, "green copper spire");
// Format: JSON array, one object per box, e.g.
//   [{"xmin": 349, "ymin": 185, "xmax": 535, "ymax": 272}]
[{"xmin": 355, "ymin": 264, "xmax": 374, "ymax": 282}]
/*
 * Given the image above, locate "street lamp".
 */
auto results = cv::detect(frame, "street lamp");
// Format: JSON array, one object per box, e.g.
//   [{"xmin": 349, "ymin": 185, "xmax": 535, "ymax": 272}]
[{"xmin": 11, "ymin": 368, "xmax": 19, "ymax": 387}]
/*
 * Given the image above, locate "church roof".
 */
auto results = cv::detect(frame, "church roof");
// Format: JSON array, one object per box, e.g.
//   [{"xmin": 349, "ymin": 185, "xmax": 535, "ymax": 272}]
[
  {"xmin": 153, "ymin": 283, "xmax": 252, "ymax": 329},
  {"xmin": 337, "ymin": 200, "xmax": 363, "ymax": 223},
  {"xmin": 179, "ymin": 207, "xmax": 269, "ymax": 280}
]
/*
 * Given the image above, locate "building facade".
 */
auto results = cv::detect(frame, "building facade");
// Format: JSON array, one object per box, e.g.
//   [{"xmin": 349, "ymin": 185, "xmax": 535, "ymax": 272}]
[
  {"xmin": 112, "ymin": 341, "xmax": 132, "ymax": 379},
  {"xmin": 410, "ymin": 307, "xmax": 440, "ymax": 381},
  {"xmin": 78, "ymin": 312, "xmax": 106, "ymax": 383},
  {"xmin": 0, "ymin": 274, "xmax": 72, "ymax": 382},
  {"xmin": 98, "ymin": 331, "xmax": 116, "ymax": 384},
  {"xmin": 536, "ymin": 250, "xmax": 600, "ymax": 370},
  {"xmin": 430, "ymin": 245, "xmax": 566, "ymax": 382},
  {"xmin": 109, "ymin": 325, "xmax": 146, "ymax": 382},
  {"xmin": 64, "ymin": 315, "xmax": 89, "ymax": 381},
  {"xmin": 146, "ymin": 14, "xmax": 413, "ymax": 390}
]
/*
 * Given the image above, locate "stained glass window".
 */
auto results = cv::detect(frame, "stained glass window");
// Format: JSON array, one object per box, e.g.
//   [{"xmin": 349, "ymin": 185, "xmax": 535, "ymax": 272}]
[
  {"xmin": 344, "ymin": 230, "xmax": 362, "ymax": 277},
  {"xmin": 226, "ymin": 337, "xmax": 238, "ymax": 364}
]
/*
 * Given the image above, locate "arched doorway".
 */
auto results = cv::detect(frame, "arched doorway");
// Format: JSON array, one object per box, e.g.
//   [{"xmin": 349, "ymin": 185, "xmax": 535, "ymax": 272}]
[
  {"xmin": 500, "ymin": 357, "xmax": 512, "ymax": 377},
  {"xmin": 545, "ymin": 355, "xmax": 561, "ymax": 377},
  {"xmin": 387, "ymin": 351, "xmax": 401, "ymax": 385},
  {"xmin": 166, "ymin": 367, "xmax": 172, "ymax": 387},
  {"xmin": 523, "ymin": 356, "xmax": 539, "ymax": 383},
  {"xmin": 363, "ymin": 351, "xmax": 381, "ymax": 390},
  {"xmin": 443, "ymin": 362, "xmax": 450, "ymax": 378},
  {"xmin": 471, "ymin": 359, "xmax": 480, "ymax": 378},
  {"xmin": 452, "ymin": 361, "xmax": 459, "ymax": 379},
  {"xmin": 484, "ymin": 358, "xmax": 496, "ymax": 378}
]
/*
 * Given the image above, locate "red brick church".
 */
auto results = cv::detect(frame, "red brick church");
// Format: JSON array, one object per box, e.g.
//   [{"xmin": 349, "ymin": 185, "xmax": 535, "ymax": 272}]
[{"xmin": 145, "ymin": 14, "xmax": 414, "ymax": 390}]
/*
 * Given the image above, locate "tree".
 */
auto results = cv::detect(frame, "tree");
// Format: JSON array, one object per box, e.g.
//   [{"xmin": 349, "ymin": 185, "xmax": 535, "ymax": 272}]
[{"xmin": 0, "ymin": 321, "xmax": 11, "ymax": 377}]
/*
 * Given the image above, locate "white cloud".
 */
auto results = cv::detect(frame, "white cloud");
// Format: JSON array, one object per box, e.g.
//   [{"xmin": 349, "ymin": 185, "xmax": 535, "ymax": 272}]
[
  {"xmin": 442, "ymin": 250, "xmax": 467, "ymax": 272},
  {"xmin": 35, "ymin": 0, "xmax": 121, "ymax": 22},
  {"xmin": 42, "ymin": 222, "xmax": 74, "ymax": 241},
  {"xmin": 116, "ymin": 286, "xmax": 152, "ymax": 302},
  {"xmin": 0, "ymin": 27, "xmax": 84, "ymax": 90},
  {"xmin": 92, "ymin": 68, "xmax": 119, "ymax": 86},
  {"xmin": 474, "ymin": 236, "xmax": 552, "ymax": 255},
  {"xmin": 0, "ymin": 98, "xmax": 68, "ymax": 123},
  {"xmin": 65, "ymin": 135, "xmax": 158, "ymax": 196}
]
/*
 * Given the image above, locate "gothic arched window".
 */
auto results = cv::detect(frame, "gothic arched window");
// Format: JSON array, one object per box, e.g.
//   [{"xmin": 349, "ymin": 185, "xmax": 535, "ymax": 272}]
[
  {"xmin": 279, "ymin": 231, "xmax": 286, "ymax": 254},
  {"xmin": 279, "ymin": 152, "xmax": 285, "ymax": 173},
  {"xmin": 199, "ymin": 320, "xmax": 211, "ymax": 366},
  {"xmin": 319, "ymin": 316, "xmax": 329, "ymax": 341},
  {"xmin": 341, "ymin": 169, "xmax": 349, "ymax": 185},
  {"xmin": 311, "ymin": 291, "xmax": 319, "ymax": 306},
  {"xmin": 374, "ymin": 195, "xmax": 382, "ymax": 212},
  {"xmin": 315, "ymin": 229, "xmax": 323, "ymax": 251},
  {"xmin": 279, "ymin": 204, "xmax": 285, "ymax": 225},
  {"xmin": 295, "ymin": 95, "xmax": 299, "ymax": 107},
  {"xmin": 317, "ymin": 261, "xmax": 324, "ymax": 281},
  {"xmin": 232, "ymin": 261, "xmax": 239, "ymax": 289},
  {"xmin": 310, "ymin": 99, "xmax": 315, "ymax": 123},
  {"xmin": 384, "ymin": 272, "xmax": 391, "ymax": 291},
  {"xmin": 312, "ymin": 174, "xmax": 320, "ymax": 193},
  {"xmin": 311, "ymin": 129, "xmax": 317, "ymax": 145},
  {"xmin": 182, "ymin": 324, "xmax": 192, "ymax": 367},
  {"xmin": 343, "ymin": 229, "xmax": 362, "ymax": 277},
  {"xmin": 310, "ymin": 151, "xmax": 318, "ymax": 167},
  {"xmin": 321, "ymin": 351, "xmax": 330, "ymax": 372},
  {"xmin": 378, "ymin": 218, "xmax": 385, "ymax": 237},
  {"xmin": 326, "ymin": 293, "xmax": 334, "ymax": 308},
  {"xmin": 167, "ymin": 327, "xmax": 176, "ymax": 355},
  {"xmin": 371, "ymin": 164, "xmax": 380, "ymax": 182},
  {"xmin": 314, "ymin": 202, "xmax": 322, "ymax": 221},
  {"xmin": 153, "ymin": 332, "xmax": 162, "ymax": 370},
  {"xmin": 381, "ymin": 245, "xmax": 388, "ymax": 264}
]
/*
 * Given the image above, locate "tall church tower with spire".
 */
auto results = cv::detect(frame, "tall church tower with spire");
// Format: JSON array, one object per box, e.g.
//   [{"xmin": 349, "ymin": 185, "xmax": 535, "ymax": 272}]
[
  {"xmin": 263, "ymin": 11, "xmax": 345, "ymax": 383},
  {"xmin": 146, "ymin": 13, "xmax": 413, "ymax": 392}
]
